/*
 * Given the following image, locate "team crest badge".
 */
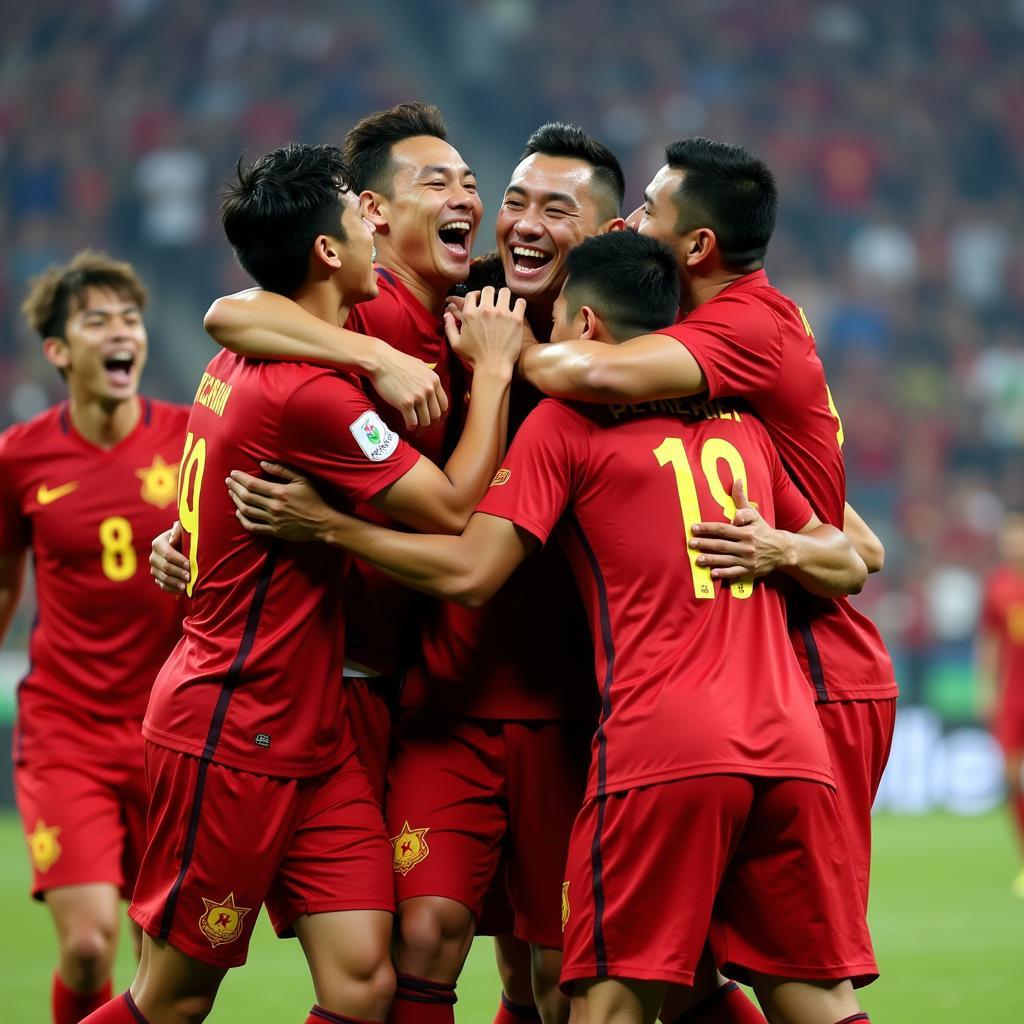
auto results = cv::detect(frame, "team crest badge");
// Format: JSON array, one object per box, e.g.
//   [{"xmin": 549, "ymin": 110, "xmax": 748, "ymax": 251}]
[
  {"xmin": 199, "ymin": 892, "xmax": 252, "ymax": 948},
  {"xmin": 490, "ymin": 468, "xmax": 511, "ymax": 487},
  {"xmin": 391, "ymin": 821, "xmax": 430, "ymax": 876},
  {"xmin": 136, "ymin": 455, "xmax": 179, "ymax": 509},
  {"xmin": 561, "ymin": 881, "xmax": 570, "ymax": 930},
  {"xmin": 27, "ymin": 820, "xmax": 62, "ymax": 873}
]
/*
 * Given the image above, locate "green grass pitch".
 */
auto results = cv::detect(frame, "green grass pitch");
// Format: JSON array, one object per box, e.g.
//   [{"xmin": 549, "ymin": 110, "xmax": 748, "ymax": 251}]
[{"xmin": 1, "ymin": 811, "xmax": 1021, "ymax": 1021}]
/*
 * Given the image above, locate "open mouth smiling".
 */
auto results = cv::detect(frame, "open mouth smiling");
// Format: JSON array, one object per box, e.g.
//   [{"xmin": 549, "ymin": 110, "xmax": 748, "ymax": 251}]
[
  {"xmin": 509, "ymin": 245, "xmax": 554, "ymax": 275},
  {"xmin": 103, "ymin": 350, "xmax": 136, "ymax": 386},
  {"xmin": 438, "ymin": 220, "xmax": 472, "ymax": 257}
]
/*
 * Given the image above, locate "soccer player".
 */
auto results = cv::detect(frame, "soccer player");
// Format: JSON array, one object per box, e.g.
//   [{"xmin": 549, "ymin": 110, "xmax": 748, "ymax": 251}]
[
  {"xmin": 215, "ymin": 123, "xmax": 627, "ymax": 1024},
  {"xmin": 201, "ymin": 101, "xmax": 481, "ymax": 802},
  {"xmin": 977, "ymin": 509, "xmax": 1024, "ymax": 895},
  {"xmin": 518, "ymin": 138, "xmax": 899, "ymax": 931},
  {"xmin": 0, "ymin": 251, "xmax": 188, "ymax": 1024},
  {"xmin": 228, "ymin": 230, "xmax": 877, "ymax": 1024},
  {"xmin": 83, "ymin": 143, "xmax": 522, "ymax": 1024}
]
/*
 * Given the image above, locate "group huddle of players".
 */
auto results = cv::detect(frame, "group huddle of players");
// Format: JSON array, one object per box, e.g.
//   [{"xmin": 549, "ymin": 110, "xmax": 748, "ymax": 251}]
[{"xmin": 0, "ymin": 103, "xmax": 902, "ymax": 1024}]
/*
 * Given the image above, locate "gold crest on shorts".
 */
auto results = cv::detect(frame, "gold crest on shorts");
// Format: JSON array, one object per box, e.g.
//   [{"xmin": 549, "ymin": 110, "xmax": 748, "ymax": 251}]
[
  {"xmin": 199, "ymin": 892, "xmax": 252, "ymax": 948},
  {"xmin": 561, "ymin": 881, "xmax": 570, "ymax": 930},
  {"xmin": 27, "ymin": 820, "xmax": 62, "ymax": 874},
  {"xmin": 391, "ymin": 820, "xmax": 430, "ymax": 876},
  {"xmin": 135, "ymin": 455, "xmax": 179, "ymax": 509}
]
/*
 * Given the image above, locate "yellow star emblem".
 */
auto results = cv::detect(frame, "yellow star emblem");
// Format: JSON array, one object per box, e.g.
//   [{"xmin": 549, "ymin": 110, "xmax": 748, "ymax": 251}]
[
  {"xmin": 27, "ymin": 820, "xmax": 62, "ymax": 873},
  {"xmin": 198, "ymin": 892, "xmax": 252, "ymax": 948},
  {"xmin": 390, "ymin": 821, "xmax": 430, "ymax": 876},
  {"xmin": 136, "ymin": 454, "xmax": 179, "ymax": 509}
]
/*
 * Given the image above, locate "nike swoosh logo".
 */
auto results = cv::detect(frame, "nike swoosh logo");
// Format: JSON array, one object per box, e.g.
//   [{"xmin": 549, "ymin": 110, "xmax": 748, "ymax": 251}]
[{"xmin": 37, "ymin": 482, "xmax": 79, "ymax": 505}]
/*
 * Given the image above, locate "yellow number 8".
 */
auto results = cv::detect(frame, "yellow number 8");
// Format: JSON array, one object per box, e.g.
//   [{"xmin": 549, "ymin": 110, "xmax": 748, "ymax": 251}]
[{"xmin": 99, "ymin": 516, "xmax": 137, "ymax": 582}]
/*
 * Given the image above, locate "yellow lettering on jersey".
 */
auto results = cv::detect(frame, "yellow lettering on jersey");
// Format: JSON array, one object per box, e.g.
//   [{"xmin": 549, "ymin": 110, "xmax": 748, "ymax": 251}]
[{"xmin": 194, "ymin": 373, "xmax": 233, "ymax": 417}]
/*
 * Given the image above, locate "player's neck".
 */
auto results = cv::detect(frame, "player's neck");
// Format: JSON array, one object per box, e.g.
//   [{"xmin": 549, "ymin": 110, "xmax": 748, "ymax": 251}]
[
  {"xmin": 526, "ymin": 299, "xmax": 554, "ymax": 343},
  {"xmin": 67, "ymin": 392, "xmax": 141, "ymax": 449},
  {"xmin": 291, "ymin": 280, "xmax": 356, "ymax": 333},
  {"xmin": 375, "ymin": 251, "xmax": 448, "ymax": 315},
  {"xmin": 683, "ymin": 267, "xmax": 753, "ymax": 312}
]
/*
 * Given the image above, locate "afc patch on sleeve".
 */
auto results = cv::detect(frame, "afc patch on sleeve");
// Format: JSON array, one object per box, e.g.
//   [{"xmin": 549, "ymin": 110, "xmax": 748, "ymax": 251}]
[{"xmin": 349, "ymin": 411, "xmax": 399, "ymax": 462}]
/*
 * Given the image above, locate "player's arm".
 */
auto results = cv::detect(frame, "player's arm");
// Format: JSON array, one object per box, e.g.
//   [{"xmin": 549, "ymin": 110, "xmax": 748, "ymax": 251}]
[
  {"xmin": 844, "ymin": 501, "xmax": 884, "ymax": 573},
  {"xmin": 518, "ymin": 332, "xmax": 706, "ymax": 403},
  {"xmin": 204, "ymin": 288, "xmax": 447, "ymax": 429},
  {"xmin": 319, "ymin": 510, "xmax": 533, "ymax": 607},
  {"xmin": 0, "ymin": 549, "xmax": 27, "ymax": 643},
  {"xmin": 690, "ymin": 480, "xmax": 866, "ymax": 598},
  {"xmin": 226, "ymin": 288, "xmax": 525, "ymax": 537}
]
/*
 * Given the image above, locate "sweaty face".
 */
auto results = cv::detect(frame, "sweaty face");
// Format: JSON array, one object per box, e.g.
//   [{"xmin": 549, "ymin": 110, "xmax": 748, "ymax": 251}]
[
  {"xmin": 336, "ymin": 191, "xmax": 379, "ymax": 304},
  {"xmin": 496, "ymin": 153, "xmax": 607, "ymax": 304},
  {"xmin": 377, "ymin": 135, "xmax": 482, "ymax": 287},
  {"xmin": 56, "ymin": 287, "xmax": 148, "ymax": 404}
]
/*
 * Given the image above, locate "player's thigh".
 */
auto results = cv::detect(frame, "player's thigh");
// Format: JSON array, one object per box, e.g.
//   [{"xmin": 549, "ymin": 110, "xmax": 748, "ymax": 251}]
[
  {"xmin": 130, "ymin": 933, "xmax": 228, "ymax": 1015},
  {"xmin": 130, "ymin": 743, "xmax": 307, "ymax": 969},
  {"xmin": 710, "ymin": 779, "xmax": 877, "ymax": 989},
  {"xmin": 45, "ymin": 883, "xmax": 122, "ymax": 945},
  {"xmin": 386, "ymin": 714, "xmax": 508, "ymax": 915},
  {"xmin": 562, "ymin": 777, "xmax": 752, "ymax": 993},
  {"xmin": 294, "ymin": 909, "xmax": 394, "ymax": 1006},
  {"xmin": 574, "ymin": 977, "xmax": 666, "ymax": 1024},
  {"xmin": 266, "ymin": 754, "xmax": 394, "ymax": 934},
  {"xmin": 749, "ymin": 974, "xmax": 860, "ymax": 1024},
  {"xmin": 505, "ymin": 720, "xmax": 589, "ymax": 949},
  {"xmin": 15, "ymin": 759, "xmax": 133, "ymax": 899}
]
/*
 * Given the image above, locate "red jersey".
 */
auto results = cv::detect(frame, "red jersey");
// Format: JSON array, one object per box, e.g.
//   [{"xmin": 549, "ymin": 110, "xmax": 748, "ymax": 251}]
[
  {"xmin": 980, "ymin": 566, "xmax": 1024, "ymax": 711},
  {"xmin": 478, "ymin": 397, "xmax": 833, "ymax": 800},
  {"xmin": 0, "ymin": 399, "xmax": 188, "ymax": 763},
  {"xmin": 343, "ymin": 267, "xmax": 455, "ymax": 677},
  {"xmin": 656, "ymin": 270, "xmax": 897, "ymax": 702},
  {"xmin": 143, "ymin": 350, "xmax": 420, "ymax": 777},
  {"xmin": 401, "ymin": 378, "xmax": 597, "ymax": 720}
]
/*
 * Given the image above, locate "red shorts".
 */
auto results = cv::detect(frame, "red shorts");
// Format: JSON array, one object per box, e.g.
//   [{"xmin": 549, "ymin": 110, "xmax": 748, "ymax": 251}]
[
  {"xmin": 816, "ymin": 698, "xmax": 897, "ymax": 912},
  {"xmin": 14, "ymin": 747, "xmax": 148, "ymax": 901},
  {"xmin": 560, "ymin": 775, "xmax": 877, "ymax": 992},
  {"xmin": 344, "ymin": 675, "xmax": 397, "ymax": 806},
  {"xmin": 130, "ymin": 742, "xmax": 394, "ymax": 968},
  {"xmin": 386, "ymin": 713, "xmax": 589, "ymax": 949}
]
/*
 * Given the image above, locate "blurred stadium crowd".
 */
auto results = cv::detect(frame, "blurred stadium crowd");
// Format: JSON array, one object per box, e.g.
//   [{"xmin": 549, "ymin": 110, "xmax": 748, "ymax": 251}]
[{"xmin": 1, "ymin": 0, "xmax": 1022, "ymax": 713}]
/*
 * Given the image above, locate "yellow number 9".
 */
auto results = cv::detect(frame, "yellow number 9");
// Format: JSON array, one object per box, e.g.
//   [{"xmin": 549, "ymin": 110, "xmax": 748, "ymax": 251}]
[
  {"xmin": 178, "ymin": 432, "xmax": 207, "ymax": 597},
  {"xmin": 99, "ymin": 516, "xmax": 137, "ymax": 582}
]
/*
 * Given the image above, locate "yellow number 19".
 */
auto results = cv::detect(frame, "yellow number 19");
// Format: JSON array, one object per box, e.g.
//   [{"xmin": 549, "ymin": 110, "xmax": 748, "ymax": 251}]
[
  {"xmin": 178, "ymin": 431, "xmax": 207, "ymax": 597},
  {"xmin": 653, "ymin": 436, "xmax": 754, "ymax": 601}
]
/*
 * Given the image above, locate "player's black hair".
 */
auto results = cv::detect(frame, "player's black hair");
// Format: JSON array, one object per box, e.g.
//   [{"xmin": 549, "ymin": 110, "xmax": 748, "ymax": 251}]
[
  {"xmin": 220, "ymin": 143, "xmax": 353, "ymax": 296},
  {"xmin": 22, "ymin": 250, "xmax": 147, "ymax": 341},
  {"xmin": 344, "ymin": 102, "xmax": 449, "ymax": 196},
  {"xmin": 522, "ymin": 122, "xmax": 625, "ymax": 221},
  {"xmin": 562, "ymin": 231, "xmax": 680, "ymax": 341},
  {"xmin": 449, "ymin": 251, "xmax": 507, "ymax": 298},
  {"xmin": 664, "ymin": 138, "xmax": 777, "ymax": 270}
]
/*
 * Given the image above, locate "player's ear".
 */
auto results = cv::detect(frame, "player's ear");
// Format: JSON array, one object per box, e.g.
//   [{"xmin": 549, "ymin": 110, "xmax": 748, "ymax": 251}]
[
  {"xmin": 684, "ymin": 227, "xmax": 717, "ymax": 269},
  {"xmin": 579, "ymin": 305, "xmax": 600, "ymax": 340},
  {"xmin": 360, "ymin": 191, "xmax": 389, "ymax": 234},
  {"xmin": 312, "ymin": 234, "xmax": 343, "ymax": 271},
  {"xmin": 599, "ymin": 216, "xmax": 627, "ymax": 235},
  {"xmin": 41, "ymin": 336, "xmax": 71, "ymax": 373}
]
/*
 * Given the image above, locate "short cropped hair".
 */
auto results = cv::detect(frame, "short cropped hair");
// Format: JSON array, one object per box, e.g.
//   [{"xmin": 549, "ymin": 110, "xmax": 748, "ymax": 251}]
[
  {"xmin": 344, "ymin": 102, "xmax": 449, "ymax": 195},
  {"xmin": 22, "ymin": 250, "xmax": 147, "ymax": 340},
  {"xmin": 522, "ymin": 122, "xmax": 625, "ymax": 221},
  {"xmin": 665, "ymin": 138, "xmax": 777, "ymax": 270},
  {"xmin": 220, "ymin": 143, "xmax": 353, "ymax": 295},
  {"xmin": 563, "ymin": 231, "xmax": 680, "ymax": 341}
]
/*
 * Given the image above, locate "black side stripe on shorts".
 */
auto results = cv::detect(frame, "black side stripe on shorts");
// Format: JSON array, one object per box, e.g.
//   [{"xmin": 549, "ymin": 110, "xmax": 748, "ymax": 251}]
[
  {"xmin": 567, "ymin": 514, "xmax": 614, "ymax": 975},
  {"xmin": 157, "ymin": 542, "xmax": 281, "ymax": 941}
]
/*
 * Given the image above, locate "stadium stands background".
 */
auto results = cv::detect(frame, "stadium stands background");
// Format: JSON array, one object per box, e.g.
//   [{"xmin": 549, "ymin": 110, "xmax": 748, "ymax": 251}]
[{"xmin": 2, "ymin": 0, "xmax": 1022, "ymax": 799}]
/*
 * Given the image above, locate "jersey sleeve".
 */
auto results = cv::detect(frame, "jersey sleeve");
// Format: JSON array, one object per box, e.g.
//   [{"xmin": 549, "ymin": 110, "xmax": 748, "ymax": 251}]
[
  {"xmin": 279, "ymin": 373, "xmax": 421, "ymax": 505},
  {"xmin": 346, "ymin": 282, "xmax": 404, "ymax": 348},
  {"xmin": 476, "ymin": 400, "xmax": 584, "ymax": 545},
  {"xmin": 765, "ymin": 435, "xmax": 815, "ymax": 534},
  {"xmin": 0, "ymin": 433, "xmax": 29, "ymax": 554},
  {"xmin": 657, "ymin": 292, "xmax": 784, "ymax": 399}
]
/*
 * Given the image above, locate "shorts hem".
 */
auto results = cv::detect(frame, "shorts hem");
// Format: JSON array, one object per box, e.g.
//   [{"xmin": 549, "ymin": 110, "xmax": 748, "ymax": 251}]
[
  {"xmin": 273, "ymin": 900, "xmax": 395, "ymax": 936},
  {"xmin": 559, "ymin": 962, "xmax": 695, "ymax": 993},
  {"xmin": 721, "ymin": 958, "xmax": 879, "ymax": 989},
  {"xmin": 394, "ymin": 889, "xmax": 481, "ymax": 918},
  {"xmin": 130, "ymin": 909, "xmax": 249, "ymax": 969},
  {"xmin": 32, "ymin": 874, "xmax": 127, "ymax": 902}
]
